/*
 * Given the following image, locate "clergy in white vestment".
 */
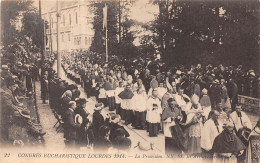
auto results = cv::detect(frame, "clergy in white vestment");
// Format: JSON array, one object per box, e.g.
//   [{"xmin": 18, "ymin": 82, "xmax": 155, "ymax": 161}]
[
  {"xmin": 230, "ymin": 104, "xmax": 252, "ymax": 148},
  {"xmin": 146, "ymin": 88, "xmax": 162, "ymax": 137},
  {"xmin": 115, "ymin": 81, "xmax": 124, "ymax": 115},
  {"xmin": 230, "ymin": 105, "xmax": 252, "ymax": 132},
  {"xmin": 157, "ymin": 82, "xmax": 167, "ymax": 100},
  {"xmin": 201, "ymin": 110, "xmax": 223, "ymax": 153},
  {"xmin": 132, "ymin": 86, "xmax": 147, "ymax": 130}
]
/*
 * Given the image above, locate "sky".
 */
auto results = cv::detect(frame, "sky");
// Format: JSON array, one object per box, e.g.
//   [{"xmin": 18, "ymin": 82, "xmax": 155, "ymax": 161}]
[{"xmin": 129, "ymin": 0, "xmax": 159, "ymax": 24}]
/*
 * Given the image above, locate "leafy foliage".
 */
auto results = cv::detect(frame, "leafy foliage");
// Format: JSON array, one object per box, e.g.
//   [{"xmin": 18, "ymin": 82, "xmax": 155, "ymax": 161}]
[
  {"xmin": 89, "ymin": 0, "xmax": 138, "ymax": 61},
  {"xmin": 146, "ymin": 0, "xmax": 259, "ymax": 70}
]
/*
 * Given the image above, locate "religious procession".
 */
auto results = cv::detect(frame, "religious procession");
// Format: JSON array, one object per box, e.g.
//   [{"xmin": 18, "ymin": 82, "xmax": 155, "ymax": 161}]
[{"xmin": 1, "ymin": 0, "xmax": 260, "ymax": 163}]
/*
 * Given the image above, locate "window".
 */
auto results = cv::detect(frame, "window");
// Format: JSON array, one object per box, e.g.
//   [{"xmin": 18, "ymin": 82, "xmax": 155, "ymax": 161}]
[
  {"xmin": 78, "ymin": 37, "xmax": 81, "ymax": 45},
  {"xmin": 63, "ymin": 15, "xmax": 65, "ymax": 26},
  {"xmin": 85, "ymin": 37, "xmax": 88, "ymax": 45},
  {"xmin": 62, "ymin": 33, "xmax": 64, "ymax": 42},
  {"xmin": 69, "ymin": 14, "xmax": 71, "ymax": 25},
  {"xmin": 74, "ymin": 37, "xmax": 81, "ymax": 45},
  {"xmin": 75, "ymin": 12, "xmax": 78, "ymax": 24},
  {"xmin": 68, "ymin": 33, "xmax": 70, "ymax": 42},
  {"xmin": 74, "ymin": 37, "xmax": 77, "ymax": 45},
  {"xmin": 51, "ymin": 18, "xmax": 53, "ymax": 28}
]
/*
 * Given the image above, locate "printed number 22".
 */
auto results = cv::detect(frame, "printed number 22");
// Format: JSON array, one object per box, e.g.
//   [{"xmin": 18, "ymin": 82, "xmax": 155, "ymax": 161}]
[{"xmin": 4, "ymin": 153, "xmax": 10, "ymax": 157}]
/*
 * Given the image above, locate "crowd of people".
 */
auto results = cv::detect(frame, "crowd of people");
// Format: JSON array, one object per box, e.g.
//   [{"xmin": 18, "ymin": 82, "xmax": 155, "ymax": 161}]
[
  {"xmin": 41, "ymin": 58, "xmax": 132, "ymax": 153},
  {"xmin": 58, "ymin": 50, "xmax": 260, "ymax": 162},
  {"xmin": 1, "ymin": 49, "xmax": 259, "ymax": 162},
  {"xmin": 0, "ymin": 61, "xmax": 46, "ymax": 146}
]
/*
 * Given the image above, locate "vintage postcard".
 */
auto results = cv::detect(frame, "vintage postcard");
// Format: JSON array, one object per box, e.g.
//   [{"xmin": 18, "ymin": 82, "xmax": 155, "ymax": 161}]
[{"xmin": 0, "ymin": 0, "xmax": 259, "ymax": 163}]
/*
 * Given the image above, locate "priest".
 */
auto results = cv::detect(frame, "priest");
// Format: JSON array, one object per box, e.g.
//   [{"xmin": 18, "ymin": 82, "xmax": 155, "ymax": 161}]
[{"xmin": 212, "ymin": 121, "xmax": 246, "ymax": 163}]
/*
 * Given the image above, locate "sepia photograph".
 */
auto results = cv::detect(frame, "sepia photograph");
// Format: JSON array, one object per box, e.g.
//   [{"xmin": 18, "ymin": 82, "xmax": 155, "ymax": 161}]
[{"xmin": 0, "ymin": 0, "xmax": 259, "ymax": 163}]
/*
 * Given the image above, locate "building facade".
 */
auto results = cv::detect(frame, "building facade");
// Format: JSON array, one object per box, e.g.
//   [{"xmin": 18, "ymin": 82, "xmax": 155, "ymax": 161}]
[{"xmin": 42, "ymin": 1, "xmax": 94, "ymax": 53}]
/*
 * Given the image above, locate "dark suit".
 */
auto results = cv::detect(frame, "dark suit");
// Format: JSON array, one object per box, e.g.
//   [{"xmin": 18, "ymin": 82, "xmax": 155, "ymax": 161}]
[
  {"xmin": 63, "ymin": 108, "xmax": 80, "ymax": 141},
  {"xmin": 227, "ymin": 81, "xmax": 238, "ymax": 111},
  {"xmin": 92, "ymin": 111, "xmax": 105, "ymax": 137}
]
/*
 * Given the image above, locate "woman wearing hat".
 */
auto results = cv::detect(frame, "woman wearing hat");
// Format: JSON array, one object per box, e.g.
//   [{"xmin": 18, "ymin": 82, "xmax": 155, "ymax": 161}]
[
  {"xmin": 92, "ymin": 103, "xmax": 108, "ymax": 138},
  {"xmin": 108, "ymin": 114, "xmax": 129, "ymax": 146},
  {"xmin": 75, "ymin": 99, "xmax": 94, "ymax": 148}
]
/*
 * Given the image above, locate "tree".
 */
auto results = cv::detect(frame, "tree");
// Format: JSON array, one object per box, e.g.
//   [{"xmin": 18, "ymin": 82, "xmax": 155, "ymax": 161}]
[
  {"xmin": 22, "ymin": 11, "xmax": 43, "ymax": 49},
  {"xmin": 89, "ymin": 0, "xmax": 119, "ymax": 60},
  {"xmin": 149, "ymin": 0, "xmax": 259, "ymax": 70},
  {"xmin": 89, "ymin": 0, "xmax": 138, "ymax": 61},
  {"xmin": 1, "ymin": 1, "xmax": 34, "ymax": 47},
  {"xmin": 1, "ymin": 1, "xmax": 41, "ymax": 65}
]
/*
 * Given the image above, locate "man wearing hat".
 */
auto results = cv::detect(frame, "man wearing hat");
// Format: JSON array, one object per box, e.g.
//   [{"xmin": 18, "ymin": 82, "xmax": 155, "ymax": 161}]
[
  {"xmin": 63, "ymin": 101, "xmax": 81, "ymax": 148},
  {"xmin": 56, "ymin": 80, "xmax": 67, "ymax": 114},
  {"xmin": 212, "ymin": 121, "xmax": 246, "ymax": 163},
  {"xmin": 75, "ymin": 98, "xmax": 94, "ymax": 147}
]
